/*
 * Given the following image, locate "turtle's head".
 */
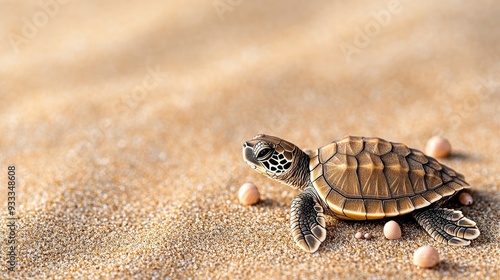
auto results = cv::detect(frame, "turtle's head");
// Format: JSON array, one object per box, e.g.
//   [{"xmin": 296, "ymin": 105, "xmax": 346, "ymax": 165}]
[{"xmin": 242, "ymin": 134, "xmax": 310, "ymax": 190}]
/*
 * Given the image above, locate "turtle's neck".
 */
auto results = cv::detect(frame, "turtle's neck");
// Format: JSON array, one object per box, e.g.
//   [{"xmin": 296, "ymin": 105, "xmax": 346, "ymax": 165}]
[{"xmin": 279, "ymin": 149, "xmax": 311, "ymax": 191}]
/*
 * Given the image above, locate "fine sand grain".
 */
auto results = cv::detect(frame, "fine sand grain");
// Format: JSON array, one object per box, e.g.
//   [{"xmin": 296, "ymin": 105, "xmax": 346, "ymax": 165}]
[{"xmin": 1, "ymin": 1, "xmax": 499, "ymax": 279}]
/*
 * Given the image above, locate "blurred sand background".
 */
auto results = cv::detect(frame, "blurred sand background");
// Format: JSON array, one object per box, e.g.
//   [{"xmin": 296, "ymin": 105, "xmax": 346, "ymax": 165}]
[{"xmin": 1, "ymin": 0, "xmax": 499, "ymax": 279}]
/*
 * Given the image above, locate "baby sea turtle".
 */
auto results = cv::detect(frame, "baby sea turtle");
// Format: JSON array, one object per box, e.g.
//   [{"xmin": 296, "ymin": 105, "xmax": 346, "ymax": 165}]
[{"xmin": 242, "ymin": 135, "xmax": 480, "ymax": 252}]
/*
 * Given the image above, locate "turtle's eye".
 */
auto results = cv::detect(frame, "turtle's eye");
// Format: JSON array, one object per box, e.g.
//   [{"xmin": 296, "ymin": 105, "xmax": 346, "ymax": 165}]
[{"xmin": 256, "ymin": 148, "xmax": 273, "ymax": 160}]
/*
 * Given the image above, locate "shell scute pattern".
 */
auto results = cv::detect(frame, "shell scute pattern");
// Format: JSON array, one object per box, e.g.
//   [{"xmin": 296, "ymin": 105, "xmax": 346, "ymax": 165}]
[
  {"xmin": 319, "ymin": 143, "xmax": 337, "ymax": 163},
  {"xmin": 411, "ymin": 195, "xmax": 431, "ymax": 208},
  {"xmin": 408, "ymin": 158, "xmax": 427, "ymax": 194},
  {"xmin": 421, "ymin": 191, "xmax": 442, "ymax": 204},
  {"xmin": 397, "ymin": 197, "xmax": 415, "ymax": 215},
  {"xmin": 408, "ymin": 149, "xmax": 429, "ymax": 164},
  {"xmin": 336, "ymin": 136, "xmax": 364, "ymax": 156},
  {"xmin": 363, "ymin": 137, "xmax": 392, "ymax": 155},
  {"xmin": 383, "ymin": 200, "xmax": 399, "ymax": 216},
  {"xmin": 343, "ymin": 199, "xmax": 366, "ymax": 220},
  {"xmin": 314, "ymin": 175, "xmax": 332, "ymax": 199},
  {"xmin": 324, "ymin": 153, "xmax": 361, "ymax": 198},
  {"xmin": 325, "ymin": 189, "xmax": 347, "ymax": 218},
  {"xmin": 391, "ymin": 142, "xmax": 411, "ymax": 156},
  {"xmin": 364, "ymin": 199, "xmax": 385, "ymax": 219},
  {"xmin": 427, "ymin": 158, "xmax": 443, "ymax": 171},
  {"xmin": 357, "ymin": 151, "xmax": 389, "ymax": 198},
  {"xmin": 310, "ymin": 136, "xmax": 469, "ymax": 220},
  {"xmin": 309, "ymin": 150, "xmax": 320, "ymax": 172}
]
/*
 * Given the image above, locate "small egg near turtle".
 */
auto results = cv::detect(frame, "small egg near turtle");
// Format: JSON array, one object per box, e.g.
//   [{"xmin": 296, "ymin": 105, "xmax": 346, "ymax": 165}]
[
  {"xmin": 459, "ymin": 192, "xmax": 473, "ymax": 205},
  {"xmin": 364, "ymin": 232, "xmax": 372, "ymax": 239},
  {"xmin": 384, "ymin": 221, "xmax": 402, "ymax": 240},
  {"xmin": 238, "ymin": 183, "xmax": 260, "ymax": 205},
  {"xmin": 425, "ymin": 136, "xmax": 452, "ymax": 158},
  {"xmin": 413, "ymin": 246, "xmax": 439, "ymax": 268},
  {"xmin": 355, "ymin": 232, "xmax": 363, "ymax": 239}
]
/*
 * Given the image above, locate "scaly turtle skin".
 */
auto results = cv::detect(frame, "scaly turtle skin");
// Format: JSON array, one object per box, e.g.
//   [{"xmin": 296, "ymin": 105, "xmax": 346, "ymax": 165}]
[{"xmin": 242, "ymin": 135, "xmax": 480, "ymax": 253}]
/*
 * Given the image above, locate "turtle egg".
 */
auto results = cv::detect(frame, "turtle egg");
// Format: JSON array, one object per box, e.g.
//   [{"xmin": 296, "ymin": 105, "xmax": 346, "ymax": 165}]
[
  {"xmin": 459, "ymin": 192, "xmax": 473, "ymax": 205},
  {"xmin": 413, "ymin": 246, "xmax": 439, "ymax": 268},
  {"xmin": 355, "ymin": 232, "xmax": 363, "ymax": 239},
  {"xmin": 383, "ymin": 221, "xmax": 402, "ymax": 240},
  {"xmin": 238, "ymin": 183, "xmax": 260, "ymax": 205},
  {"xmin": 425, "ymin": 136, "xmax": 452, "ymax": 158},
  {"xmin": 364, "ymin": 232, "xmax": 372, "ymax": 239}
]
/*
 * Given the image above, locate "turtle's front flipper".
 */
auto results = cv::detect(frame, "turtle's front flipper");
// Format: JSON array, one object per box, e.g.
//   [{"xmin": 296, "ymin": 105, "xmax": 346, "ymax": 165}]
[
  {"xmin": 290, "ymin": 188, "xmax": 327, "ymax": 253},
  {"xmin": 413, "ymin": 208, "xmax": 480, "ymax": 245}
]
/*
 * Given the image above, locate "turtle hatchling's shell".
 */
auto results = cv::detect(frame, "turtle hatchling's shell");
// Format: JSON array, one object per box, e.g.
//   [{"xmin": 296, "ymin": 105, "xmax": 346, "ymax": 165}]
[{"xmin": 309, "ymin": 136, "xmax": 468, "ymax": 220}]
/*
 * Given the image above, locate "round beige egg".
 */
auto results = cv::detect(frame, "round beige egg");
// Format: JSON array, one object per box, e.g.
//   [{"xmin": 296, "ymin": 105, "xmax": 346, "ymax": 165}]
[
  {"xmin": 413, "ymin": 246, "xmax": 439, "ymax": 268},
  {"xmin": 383, "ymin": 220, "xmax": 402, "ymax": 240},
  {"xmin": 238, "ymin": 183, "xmax": 260, "ymax": 205},
  {"xmin": 425, "ymin": 136, "xmax": 452, "ymax": 158},
  {"xmin": 459, "ymin": 192, "xmax": 473, "ymax": 205}
]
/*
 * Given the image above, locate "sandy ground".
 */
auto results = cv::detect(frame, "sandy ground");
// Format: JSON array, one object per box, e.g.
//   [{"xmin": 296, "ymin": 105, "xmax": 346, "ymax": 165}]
[{"xmin": 1, "ymin": 0, "xmax": 499, "ymax": 279}]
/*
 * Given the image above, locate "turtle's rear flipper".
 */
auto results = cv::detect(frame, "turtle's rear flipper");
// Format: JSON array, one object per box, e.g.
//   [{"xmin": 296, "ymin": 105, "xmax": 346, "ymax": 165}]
[
  {"xmin": 413, "ymin": 208, "xmax": 480, "ymax": 245},
  {"xmin": 290, "ymin": 188, "xmax": 327, "ymax": 253}
]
